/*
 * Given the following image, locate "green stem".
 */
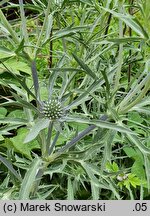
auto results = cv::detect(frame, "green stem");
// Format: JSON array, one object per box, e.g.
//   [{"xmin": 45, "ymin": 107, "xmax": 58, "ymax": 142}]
[
  {"xmin": 31, "ymin": 60, "xmax": 40, "ymax": 105},
  {"xmin": 24, "ymin": 94, "xmax": 34, "ymax": 123},
  {"xmin": 45, "ymin": 121, "xmax": 53, "ymax": 157},
  {"xmin": 113, "ymin": 0, "xmax": 123, "ymax": 92},
  {"xmin": 128, "ymin": 0, "xmax": 134, "ymax": 84},
  {"xmin": 49, "ymin": 130, "xmax": 60, "ymax": 155},
  {"xmin": 40, "ymin": 130, "xmax": 47, "ymax": 157},
  {"xmin": 128, "ymin": 186, "xmax": 134, "ymax": 200},
  {"xmin": 47, "ymin": 115, "xmax": 108, "ymax": 161}
]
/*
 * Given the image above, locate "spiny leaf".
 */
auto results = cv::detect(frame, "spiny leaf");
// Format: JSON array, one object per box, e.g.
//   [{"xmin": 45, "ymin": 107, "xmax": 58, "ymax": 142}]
[{"xmin": 0, "ymin": 154, "xmax": 22, "ymax": 181}]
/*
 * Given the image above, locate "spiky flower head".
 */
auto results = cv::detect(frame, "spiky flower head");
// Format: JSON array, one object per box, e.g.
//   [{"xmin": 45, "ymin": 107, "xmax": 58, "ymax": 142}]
[{"xmin": 42, "ymin": 99, "xmax": 63, "ymax": 120}]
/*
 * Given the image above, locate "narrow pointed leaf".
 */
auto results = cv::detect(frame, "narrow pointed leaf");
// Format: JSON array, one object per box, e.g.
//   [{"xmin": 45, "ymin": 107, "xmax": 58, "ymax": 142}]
[
  {"xmin": 66, "ymin": 116, "xmax": 135, "ymax": 134},
  {"xmin": 100, "ymin": 7, "xmax": 148, "ymax": 38},
  {"xmin": 19, "ymin": 157, "xmax": 42, "ymax": 199},
  {"xmin": 0, "ymin": 154, "xmax": 22, "ymax": 181},
  {"xmin": 72, "ymin": 53, "xmax": 97, "ymax": 79}
]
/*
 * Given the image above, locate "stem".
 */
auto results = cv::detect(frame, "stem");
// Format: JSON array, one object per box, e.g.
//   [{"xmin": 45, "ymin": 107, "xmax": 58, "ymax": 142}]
[
  {"xmin": 49, "ymin": 130, "xmax": 60, "ymax": 155},
  {"xmin": 55, "ymin": 115, "xmax": 108, "ymax": 157},
  {"xmin": 24, "ymin": 94, "xmax": 34, "ymax": 123},
  {"xmin": 140, "ymin": 184, "xmax": 144, "ymax": 200},
  {"xmin": 39, "ymin": 130, "xmax": 47, "ymax": 157},
  {"xmin": 31, "ymin": 60, "xmax": 40, "ymax": 105},
  {"xmin": 114, "ymin": 0, "xmax": 123, "ymax": 92},
  {"xmin": 48, "ymin": 29, "xmax": 53, "ymax": 68},
  {"xmin": 128, "ymin": 0, "xmax": 134, "ymax": 84},
  {"xmin": 128, "ymin": 186, "xmax": 134, "ymax": 200},
  {"xmin": 45, "ymin": 121, "xmax": 53, "ymax": 157}
]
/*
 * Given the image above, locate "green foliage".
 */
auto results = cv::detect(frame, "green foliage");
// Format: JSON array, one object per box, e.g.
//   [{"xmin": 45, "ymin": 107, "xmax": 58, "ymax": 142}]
[
  {"xmin": 0, "ymin": 0, "xmax": 150, "ymax": 200},
  {"xmin": 2, "ymin": 128, "xmax": 40, "ymax": 159},
  {"xmin": 123, "ymin": 147, "xmax": 146, "ymax": 181},
  {"xmin": 106, "ymin": 161, "xmax": 119, "ymax": 173},
  {"xmin": 0, "ymin": 107, "xmax": 7, "ymax": 117},
  {"xmin": 118, "ymin": 174, "xmax": 141, "ymax": 190}
]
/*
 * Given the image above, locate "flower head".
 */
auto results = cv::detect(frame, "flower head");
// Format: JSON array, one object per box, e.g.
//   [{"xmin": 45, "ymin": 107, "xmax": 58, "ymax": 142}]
[{"xmin": 41, "ymin": 99, "xmax": 63, "ymax": 120}]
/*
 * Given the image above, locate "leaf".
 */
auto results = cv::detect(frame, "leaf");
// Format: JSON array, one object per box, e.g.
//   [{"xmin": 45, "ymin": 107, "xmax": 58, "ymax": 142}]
[
  {"xmin": 112, "ymin": 162, "xmax": 119, "ymax": 172},
  {"xmin": 64, "ymin": 80, "xmax": 96, "ymax": 110},
  {"xmin": 50, "ymin": 68, "xmax": 86, "ymax": 73},
  {"xmin": 15, "ymin": 38, "xmax": 25, "ymax": 54},
  {"xmin": 52, "ymin": 25, "xmax": 90, "ymax": 40},
  {"xmin": 91, "ymin": 184, "xmax": 99, "ymax": 200},
  {"xmin": 100, "ymin": 7, "xmax": 148, "ymax": 38},
  {"xmin": 128, "ymin": 174, "xmax": 141, "ymax": 188},
  {"xmin": 144, "ymin": 154, "xmax": 150, "ymax": 191},
  {"xmin": 64, "ymin": 66, "xmax": 116, "ymax": 110},
  {"xmin": 107, "ymin": 37, "xmax": 144, "ymax": 43},
  {"xmin": 0, "ymin": 9, "xmax": 20, "ymax": 44},
  {"xmin": 24, "ymin": 118, "xmax": 50, "ymax": 143},
  {"xmin": 0, "ymin": 107, "xmax": 7, "ymax": 117},
  {"xmin": 128, "ymin": 112, "xmax": 143, "ymax": 124},
  {"xmin": 80, "ymin": 161, "xmax": 101, "ymax": 186},
  {"xmin": 80, "ymin": 0, "xmax": 92, "ymax": 5},
  {"xmin": 132, "ymin": 107, "xmax": 150, "ymax": 115},
  {"xmin": 106, "ymin": 161, "xmax": 119, "ymax": 172},
  {"xmin": 127, "ymin": 134, "xmax": 150, "ymax": 154},
  {"xmin": 68, "ymin": 122, "xmax": 87, "ymax": 132},
  {"xmin": 0, "ymin": 46, "xmax": 15, "ymax": 60},
  {"xmin": 0, "ymin": 134, "xmax": 4, "ymax": 141},
  {"xmin": 80, "ymin": 161, "xmax": 110, "ymax": 190},
  {"xmin": 0, "ymin": 58, "xmax": 31, "ymax": 75},
  {"xmin": 19, "ymin": 157, "xmax": 42, "ymax": 199},
  {"xmin": 0, "ymin": 117, "xmax": 28, "ymax": 124},
  {"xmin": 106, "ymin": 161, "xmax": 113, "ymax": 172},
  {"xmin": 11, "ymin": 92, "xmax": 38, "ymax": 112},
  {"xmin": 9, "ymin": 128, "xmax": 40, "ymax": 159},
  {"xmin": 72, "ymin": 53, "xmax": 97, "ymax": 79},
  {"xmin": 118, "ymin": 72, "xmax": 150, "ymax": 113},
  {"xmin": 132, "ymin": 161, "xmax": 146, "ymax": 181},
  {"xmin": 123, "ymin": 147, "xmax": 140, "ymax": 158},
  {"xmin": 43, "ymin": 13, "xmax": 53, "ymax": 44},
  {"xmin": 7, "ymin": 110, "xmax": 25, "ymax": 119},
  {"xmin": 66, "ymin": 116, "xmax": 135, "ymax": 135},
  {"xmin": 67, "ymin": 177, "xmax": 74, "ymax": 200},
  {"xmin": 0, "ymin": 0, "xmax": 10, "ymax": 6},
  {"xmin": 0, "ymin": 154, "xmax": 22, "ymax": 181},
  {"xmin": 0, "ymin": 125, "xmax": 23, "ymax": 136},
  {"xmin": 86, "ymin": 43, "xmax": 115, "ymax": 64}
]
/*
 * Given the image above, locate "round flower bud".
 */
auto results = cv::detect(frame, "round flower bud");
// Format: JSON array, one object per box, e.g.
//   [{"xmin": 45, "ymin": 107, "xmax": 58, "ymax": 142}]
[{"xmin": 42, "ymin": 99, "xmax": 63, "ymax": 120}]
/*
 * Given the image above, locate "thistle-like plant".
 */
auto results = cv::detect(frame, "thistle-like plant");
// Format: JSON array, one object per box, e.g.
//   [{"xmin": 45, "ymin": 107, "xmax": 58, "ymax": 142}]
[{"xmin": 0, "ymin": 0, "xmax": 150, "ymax": 200}]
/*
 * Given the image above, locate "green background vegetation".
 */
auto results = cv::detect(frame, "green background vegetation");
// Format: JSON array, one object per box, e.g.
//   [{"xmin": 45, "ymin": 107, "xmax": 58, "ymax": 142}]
[{"xmin": 0, "ymin": 0, "xmax": 150, "ymax": 200}]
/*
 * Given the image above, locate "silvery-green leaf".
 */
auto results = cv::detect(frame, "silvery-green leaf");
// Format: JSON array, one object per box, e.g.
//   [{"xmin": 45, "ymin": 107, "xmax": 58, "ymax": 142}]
[{"xmin": 24, "ymin": 118, "xmax": 50, "ymax": 143}]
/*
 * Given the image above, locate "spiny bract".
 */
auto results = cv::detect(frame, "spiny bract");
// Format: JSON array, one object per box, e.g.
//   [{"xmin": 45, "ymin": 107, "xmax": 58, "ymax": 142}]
[{"xmin": 42, "ymin": 99, "xmax": 63, "ymax": 120}]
